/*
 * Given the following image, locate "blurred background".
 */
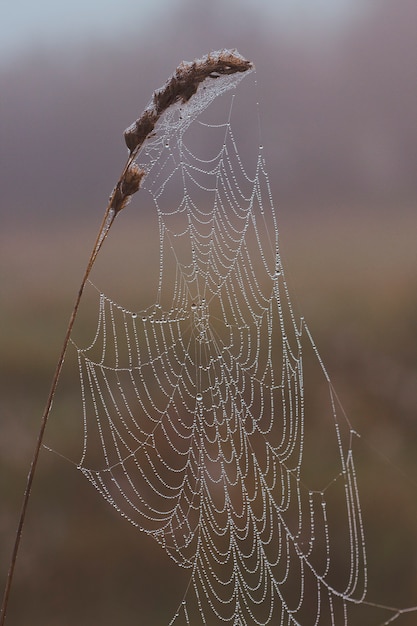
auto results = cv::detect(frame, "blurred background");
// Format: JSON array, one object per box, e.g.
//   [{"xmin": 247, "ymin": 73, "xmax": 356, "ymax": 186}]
[{"xmin": 1, "ymin": 0, "xmax": 417, "ymax": 624}]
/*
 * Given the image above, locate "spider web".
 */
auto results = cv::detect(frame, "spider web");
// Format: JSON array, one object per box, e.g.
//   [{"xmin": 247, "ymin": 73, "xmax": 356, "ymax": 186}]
[{"xmin": 58, "ymin": 65, "xmax": 416, "ymax": 625}]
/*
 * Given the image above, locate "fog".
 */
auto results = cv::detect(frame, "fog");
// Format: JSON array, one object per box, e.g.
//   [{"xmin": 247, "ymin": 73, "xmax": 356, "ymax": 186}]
[
  {"xmin": 1, "ymin": 2, "xmax": 417, "ymax": 624},
  {"xmin": 1, "ymin": 0, "xmax": 416, "ymax": 222}
]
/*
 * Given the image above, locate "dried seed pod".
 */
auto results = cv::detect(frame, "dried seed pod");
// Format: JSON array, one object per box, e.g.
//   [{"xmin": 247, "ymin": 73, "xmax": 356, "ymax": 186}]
[
  {"xmin": 121, "ymin": 163, "xmax": 145, "ymax": 197},
  {"xmin": 124, "ymin": 109, "xmax": 157, "ymax": 153},
  {"xmin": 111, "ymin": 164, "xmax": 146, "ymax": 214},
  {"xmin": 124, "ymin": 49, "xmax": 253, "ymax": 154}
]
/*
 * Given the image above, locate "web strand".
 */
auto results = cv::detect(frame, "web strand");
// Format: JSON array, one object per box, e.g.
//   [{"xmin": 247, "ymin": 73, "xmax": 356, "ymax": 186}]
[{"xmin": 59, "ymin": 66, "xmax": 416, "ymax": 625}]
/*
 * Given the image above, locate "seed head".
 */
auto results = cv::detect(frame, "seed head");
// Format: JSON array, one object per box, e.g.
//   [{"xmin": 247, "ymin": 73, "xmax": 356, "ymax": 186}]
[
  {"xmin": 111, "ymin": 163, "xmax": 146, "ymax": 214},
  {"xmin": 121, "ymin": 163, "xmax": 146, "ymax": 197}
]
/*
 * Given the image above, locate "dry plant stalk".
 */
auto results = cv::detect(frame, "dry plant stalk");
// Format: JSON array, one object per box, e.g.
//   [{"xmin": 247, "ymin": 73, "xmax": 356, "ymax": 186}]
[
  {"xmin": 0, "ymin": 49, "xmax": 253, "ymax": 625},
  {"xmin": 124, "ymin": 50, "xmax": 252, "ymax": 152}
]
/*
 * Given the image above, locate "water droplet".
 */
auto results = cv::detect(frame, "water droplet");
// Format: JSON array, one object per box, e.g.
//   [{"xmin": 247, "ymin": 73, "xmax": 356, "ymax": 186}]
[
  {"xmin": 132, "ymin": 312, "xmax": 137, "ymax": 318},
  {"xmin": 196, "ymin": 393, "xmax": 203, "ymax": 401},
  {"xmin": 191, "ymin": 303, "xmax": 197, "ymax": 310}
]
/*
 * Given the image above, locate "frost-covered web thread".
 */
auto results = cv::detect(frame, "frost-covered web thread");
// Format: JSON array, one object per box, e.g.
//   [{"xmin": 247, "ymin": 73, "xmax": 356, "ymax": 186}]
[{"xmin": 67, "ymin": 69, "xmax": 414, "ymax": 625}]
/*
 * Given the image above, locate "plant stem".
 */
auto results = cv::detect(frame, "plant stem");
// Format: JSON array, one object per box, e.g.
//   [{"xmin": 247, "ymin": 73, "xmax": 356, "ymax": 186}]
[
  {"xmin": 0, "ymin": 203, "xmax": 117, "ymax": 626},
  {"xmin": 0, "ymin": 50, "xmax": 252, "ymax": 624}
]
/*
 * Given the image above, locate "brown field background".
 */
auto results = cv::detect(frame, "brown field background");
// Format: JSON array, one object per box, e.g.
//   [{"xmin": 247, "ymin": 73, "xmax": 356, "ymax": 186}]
[
  {"xmin": 1, "ymin": 208, "xmax": 417, "ymax": 625},
  {"xmin": 1, "ymin": 1, "xmax": 417, "ymax": 623}
]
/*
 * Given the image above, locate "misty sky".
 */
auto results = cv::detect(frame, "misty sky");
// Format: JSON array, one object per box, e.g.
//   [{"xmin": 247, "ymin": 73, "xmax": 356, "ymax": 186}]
[{"xmin": 3, "ymin": 0, "xmax": 364, "ymax": 61}]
